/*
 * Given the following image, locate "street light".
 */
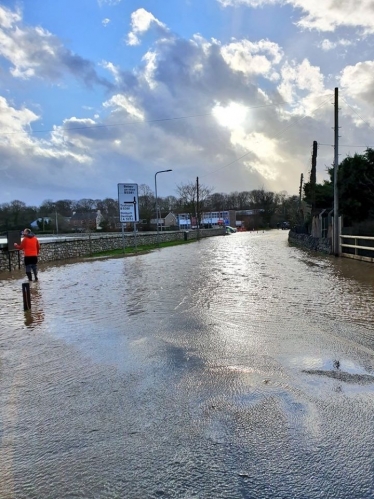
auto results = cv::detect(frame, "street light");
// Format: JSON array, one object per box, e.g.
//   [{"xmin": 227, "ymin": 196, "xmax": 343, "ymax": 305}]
[
  {"xmin": 55, "ymin": 209, "xmax": 59, "ymax": 235},
  {"xmin": 155, "ymin": 169, "xmax": 172, "ymax": 246}
]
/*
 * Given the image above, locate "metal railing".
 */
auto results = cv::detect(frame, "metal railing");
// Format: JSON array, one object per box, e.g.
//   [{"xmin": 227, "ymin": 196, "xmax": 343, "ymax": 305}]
[{"xmin": 340, "ymin": 235, "xmax": 374, "ymax": 262}]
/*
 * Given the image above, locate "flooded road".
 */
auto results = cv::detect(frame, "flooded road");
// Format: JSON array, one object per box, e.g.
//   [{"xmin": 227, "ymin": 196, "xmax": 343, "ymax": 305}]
[{"xmin": 1, "ymin": 230, "xmax": 374, "ymax": 498}]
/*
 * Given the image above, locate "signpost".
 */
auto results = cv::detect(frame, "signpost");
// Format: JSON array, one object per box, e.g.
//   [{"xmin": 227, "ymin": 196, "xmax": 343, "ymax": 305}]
[
  {"xmin": 118, "ymin": 183, "xmax": 139, "ymax": 223},
  {"xmin": 118, "ymin": 183, "xmax": 139, "ymax": 253}
]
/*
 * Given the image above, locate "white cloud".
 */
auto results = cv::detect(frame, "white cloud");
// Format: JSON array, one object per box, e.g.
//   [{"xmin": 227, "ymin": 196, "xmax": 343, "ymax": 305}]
[
  {"xmin": 2, "ymin": 2, "xmax": 374, "ymax": 204},
  {"xmin": 339, "ymin": 62, "xmax": 374, "ymax": 128},
  {"xmin": 0, "ymin": 5, "xmax": 112, "ymax": 87},
  {"xmin": 98, "ymin": 0, "xmax": 122, "ymax": 6},
  {"xmin": 0, "ymin": 96, "xmax": 39, "ymax": 149},
  {"xmin": 220, "ymin": 39, "xmax": 283, "ymax": 80},
  {"xmin": 126, "ymin": 8, "xmax": 169, "ymax": 46},
  {"xmin": 102, "ymin": 18, "xmax": 111, "ymax": 27},
  {"xmin": 103, "ymin": 94, "xmax": 144, "ymax": 120},
  {"xmin": 277, "ymin": 59, "xmax": 325, "ymax": 107},
  {"xmin": 0, "ymin": 97, "xmax": 92, "ymax": 198},
  {"xmin": 0, "ymin": 4, "xmax": 21, "ymax": 28},
  {"xmin": 217, "ymin": 0, "xmax": 374, "ymax": 33},
  {"xmin": 319, "ymin": 39, "xmax": 352, "ymax": 51}
]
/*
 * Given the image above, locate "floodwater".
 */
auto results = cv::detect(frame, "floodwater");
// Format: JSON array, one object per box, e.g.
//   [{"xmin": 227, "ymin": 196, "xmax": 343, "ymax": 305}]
[{"xmin": 1, "ymin": 230, "xmax": 374, "ymax": 499}]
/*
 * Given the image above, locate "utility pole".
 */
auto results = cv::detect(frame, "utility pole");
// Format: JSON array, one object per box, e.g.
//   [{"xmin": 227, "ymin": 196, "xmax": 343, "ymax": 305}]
[
  {"xmin": 196, "ymin": 176, "xmax": 200, "ymax": 240},
  {"xmin": 299, "ymin": 173, "xmax": 303, "ymax": 223},
  {"xmin": 333, "ymin": 87, "xmax": 340, "ymax": 256},
  {"xmin": 311, "ymin": 141, "xmax": 317, "ymax": 212},
  {"xmin": 155, "ymin": 169, "xmax": 172, "ymax": 247}
]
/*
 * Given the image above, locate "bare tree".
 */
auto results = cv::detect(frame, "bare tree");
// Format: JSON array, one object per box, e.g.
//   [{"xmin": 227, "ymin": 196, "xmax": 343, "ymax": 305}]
[
  {"xmin": 55, "ymin": 199, "xmax": 74, "ymax": 217},
  {"xmin": 75, "ymin": 198, "xmax": 97, "ymax": 212},
  {"xmin": 138, "ymin": 184, "xmax": 155, "ymax": 224},
  {"xmin": 208, "ymin": 192, "xmax": 226, "ymax": 211},
  {"xmin": 250, "ymin": 188, "xmax": 279, "ymax": 226},
  {"xmin": 176, "ymin": 181, "xmax": 213, "ymax": 221}
]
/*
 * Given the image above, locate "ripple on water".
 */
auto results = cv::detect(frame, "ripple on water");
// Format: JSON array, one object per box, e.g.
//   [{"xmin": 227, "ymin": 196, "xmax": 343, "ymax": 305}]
[{"xmin": 1, "ymin": 232, "xmax": 374, "ymax": 498}]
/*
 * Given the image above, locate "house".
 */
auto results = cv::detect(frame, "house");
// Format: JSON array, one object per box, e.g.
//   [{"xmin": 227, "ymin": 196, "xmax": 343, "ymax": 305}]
[
  {"xmin": 69, "ymin": 212, "xmax": 97, "ymax": 231},
  {"xmin": 164, "ymin": 212, "xmax": 178, "ymax": 227},
  {"xmin": 150, "ymin": 211, "xmax": 178, "ymax": 229},
  {"xmin": 30, "ymin": 217, "xmax": 52, "ymax": 229}
]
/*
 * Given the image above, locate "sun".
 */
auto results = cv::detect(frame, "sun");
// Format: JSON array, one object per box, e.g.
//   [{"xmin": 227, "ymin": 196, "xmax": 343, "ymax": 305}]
[{"xmin": 212, "ymin": 101, "xmax": 247, "ymax": 130}]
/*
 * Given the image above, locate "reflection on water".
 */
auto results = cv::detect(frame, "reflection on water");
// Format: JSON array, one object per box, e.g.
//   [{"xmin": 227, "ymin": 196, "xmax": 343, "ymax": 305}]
[
  {"xmin": 1, "ymin": 231, "xmax": 374, "ymax": 498},
  {"xmin": 23, "ymin": 285, "xmax": 45, "ymax": 328}
]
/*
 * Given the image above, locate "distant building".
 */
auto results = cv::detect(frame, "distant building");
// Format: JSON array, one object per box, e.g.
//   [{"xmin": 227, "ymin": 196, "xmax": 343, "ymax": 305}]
[
  {"xmin": 70, "ymin": 212, "xmax": 97, "ymax": 231},
  {"xmin": 151, "ymin": 212, "xmax": 178, "ymax": 229},
  {"xmin": 201, "ymin": 210, "xmax": 236, "ymax": 227},
  {"xmin": 30, "ymin": 217, "xmax": 52, "ymax": 229},
  {"xmin": 177, "ymin": 213, "xmax": 192, "ymax": 229}
]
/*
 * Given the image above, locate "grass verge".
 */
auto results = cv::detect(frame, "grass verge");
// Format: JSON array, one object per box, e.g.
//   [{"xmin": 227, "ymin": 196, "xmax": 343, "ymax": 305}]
[{"xmin": 91, "ymin": 238, "xmax": 195, "ymax": 257}]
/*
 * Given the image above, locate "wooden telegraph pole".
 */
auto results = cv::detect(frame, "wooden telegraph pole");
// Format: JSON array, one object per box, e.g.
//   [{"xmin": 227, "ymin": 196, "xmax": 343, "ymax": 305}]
[
  {"xmin": 311, "ymin": 141, "xmax": 317, "ymax": 212},
  {"xmin": 333, "ymin": 87, "xmax": 340, "ymax": 256},
  {"xmin": 196, "ymin": 176, "xmax": 200, "ymax": 240}
]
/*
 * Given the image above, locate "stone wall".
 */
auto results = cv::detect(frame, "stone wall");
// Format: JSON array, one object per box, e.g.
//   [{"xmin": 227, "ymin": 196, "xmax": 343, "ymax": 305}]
[
  {"xmin": 288, "ymin": 231, "xmax": 331, "ymax": 254},
  {"xmin": 0, "ymin": 229, "xmax": 225, "ymax": 272}
]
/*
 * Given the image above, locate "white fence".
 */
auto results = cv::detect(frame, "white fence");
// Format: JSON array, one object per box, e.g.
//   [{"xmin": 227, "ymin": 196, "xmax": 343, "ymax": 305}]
[{"xmin": 340, "ymin": 235, "xmax": 374, "ymax": 263}]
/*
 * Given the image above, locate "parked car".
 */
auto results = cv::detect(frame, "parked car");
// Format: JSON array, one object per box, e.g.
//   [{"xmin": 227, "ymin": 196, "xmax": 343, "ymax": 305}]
[
  {"xmin": 225, "ymin": 226, "xmax": 237, "ymax": 233},
  {"xmin": 281, "ymin": 222, "xmax": 290, "ymax": 230}
]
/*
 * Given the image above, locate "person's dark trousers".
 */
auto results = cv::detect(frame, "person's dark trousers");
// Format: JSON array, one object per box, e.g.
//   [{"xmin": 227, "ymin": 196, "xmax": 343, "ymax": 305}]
[
  {"xmin": 25, "ymin": 257, "xmax": 38, "ymax": 281},
  {"xmin": 31, "ymin": 263, "xmax": 38, "ymax": 281}
]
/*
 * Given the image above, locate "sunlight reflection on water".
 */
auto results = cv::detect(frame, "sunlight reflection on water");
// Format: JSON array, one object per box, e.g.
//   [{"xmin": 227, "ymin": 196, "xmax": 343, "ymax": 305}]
[{"xmin": 1, "ymin": 230, "xmax": 374, "ymax": 498}]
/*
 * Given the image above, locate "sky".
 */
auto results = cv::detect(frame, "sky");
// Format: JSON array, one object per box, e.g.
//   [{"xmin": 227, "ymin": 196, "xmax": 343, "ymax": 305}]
[{"xmin": 1, "ymin": 0, "xmax": 374, "ymax": 206}]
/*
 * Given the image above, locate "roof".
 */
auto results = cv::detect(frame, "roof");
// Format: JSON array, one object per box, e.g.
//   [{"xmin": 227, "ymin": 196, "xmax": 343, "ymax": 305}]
[{"xmin": 70, "ymin": 212, "xmax": 97, "ymax": 221}]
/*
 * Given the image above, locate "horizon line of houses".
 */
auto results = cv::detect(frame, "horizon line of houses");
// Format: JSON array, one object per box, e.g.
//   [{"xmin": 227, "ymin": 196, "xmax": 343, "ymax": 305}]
[{"xmin": 30, "ymin": 208, "xmax": 266, "ymax": 231}]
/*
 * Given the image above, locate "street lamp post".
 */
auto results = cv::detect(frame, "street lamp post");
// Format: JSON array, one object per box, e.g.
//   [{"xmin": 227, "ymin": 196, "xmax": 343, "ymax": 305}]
[
  {"xmin": 155, "ymin": 169, "xmax": 172, "ymax": 246},
  {"xmin": 55, "ymin": 209, "xmax": 59, "ymax": 235}
]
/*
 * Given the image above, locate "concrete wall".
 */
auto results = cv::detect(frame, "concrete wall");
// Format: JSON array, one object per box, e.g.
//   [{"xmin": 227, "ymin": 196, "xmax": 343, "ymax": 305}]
[
  {"xmin": 1, "ymin": 229, "xmax": 225, "ymax": 272},
  {"xmin": 288, "ymin": 231, "xmax": 331, "ymax": 254}
]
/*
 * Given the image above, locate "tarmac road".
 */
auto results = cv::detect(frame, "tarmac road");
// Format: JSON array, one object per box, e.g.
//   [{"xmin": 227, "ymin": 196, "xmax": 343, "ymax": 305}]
[{"xmin": 0, "ymin": 230, "xmax": 374, "ymax": 498}]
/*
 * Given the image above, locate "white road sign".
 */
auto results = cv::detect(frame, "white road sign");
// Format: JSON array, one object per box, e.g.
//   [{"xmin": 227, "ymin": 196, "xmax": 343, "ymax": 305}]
[{"xmin": 118, "ymin": 183, "xmax": 139, "ymax": 223}]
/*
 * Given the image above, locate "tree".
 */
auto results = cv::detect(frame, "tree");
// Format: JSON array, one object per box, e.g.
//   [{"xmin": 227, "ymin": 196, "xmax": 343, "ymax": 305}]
[
  {"xmin": 37, "ymin": 218, "xmax": 52, "ymax": 231},
  {"xmin": 55, "ymin": 199, "xmax": 74, "ymax": 217},
  {"xmin": 96, "ymin": 198, "xmax": 118, "ymax": 218},
  {"xmin": 207, "ymin": 192, "xmax": 226, "ymax": 211},
  {"xmin": 39, "ymin": 199, "xmax": 56, "ymax": 216},
  {"xmin": 338, "ymin": 148, "xmax": 374, "ymax": 223},
  {"xmin": 249, "ymin": 189, "xmax": 278, "ymax": 226},
  {"xmin": 9, "ymin": 200, "xmax": 39, "ymax": 229},
  {"xmin": 0, "ymin": 203, "xmax": 11, "ymax": 232},
  {"xmin": 236, "ymin": 191, "xmax": 252, "ymax": 209},
  {"xmin": 163, "ymin": 195, "xmax": 178, "ymax": 212},
  {"xmin": 138, "ymin": 184, "xmax": 155, "ymax": 225},
  {"xmin": 75, "ymin": 198, "xmax": 96, "ymax": 212},
  {"xmin": 303, "ymin": 177, "xmax": 333, "ymax": 210},
  {"xmin": 280, "ymin": 195, "xmax": 301, "ymax": 225},
  {"xmin": 176, "ymin": 181, "xmax": 213, "ymax": 223}
]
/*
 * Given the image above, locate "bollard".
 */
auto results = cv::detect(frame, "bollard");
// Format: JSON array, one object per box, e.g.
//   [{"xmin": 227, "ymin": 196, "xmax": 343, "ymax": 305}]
[
  {"xmin": 22, "ymin": 282, "xmax": 31, "ymax": 311},
  {"xmin": 184, "ymin": 231, "xmax": 189, "ymax": 241}
]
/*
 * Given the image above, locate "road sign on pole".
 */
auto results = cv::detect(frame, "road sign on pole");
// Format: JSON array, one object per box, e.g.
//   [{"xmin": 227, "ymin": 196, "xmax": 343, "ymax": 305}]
[{"xmin": 118, "ymin": 183, "xmax": 139, "ymax": 223}]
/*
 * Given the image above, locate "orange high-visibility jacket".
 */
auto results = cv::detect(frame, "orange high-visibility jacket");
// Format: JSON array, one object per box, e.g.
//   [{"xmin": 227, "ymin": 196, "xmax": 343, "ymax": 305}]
[{"xmin": 15, "ymin": 235, "xmax": 40, "ymax": 257}]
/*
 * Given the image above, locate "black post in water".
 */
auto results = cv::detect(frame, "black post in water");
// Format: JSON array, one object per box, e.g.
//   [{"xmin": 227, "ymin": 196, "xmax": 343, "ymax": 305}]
[{"xmin": 22, "ymin": 282, "xmax": 31, "ymax": 311}]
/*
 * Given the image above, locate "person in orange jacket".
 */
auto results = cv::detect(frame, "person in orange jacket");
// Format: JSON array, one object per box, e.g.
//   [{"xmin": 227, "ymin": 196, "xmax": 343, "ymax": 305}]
[{"xmin": 14, "ymin": 228, "xmax": 41, "ymax": 281}]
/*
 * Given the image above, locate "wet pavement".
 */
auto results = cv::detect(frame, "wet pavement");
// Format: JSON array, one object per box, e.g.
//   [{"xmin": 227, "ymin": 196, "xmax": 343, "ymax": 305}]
[{"xmin": 0, "ymin": 230, "xmax": 374, "ymax": 498}]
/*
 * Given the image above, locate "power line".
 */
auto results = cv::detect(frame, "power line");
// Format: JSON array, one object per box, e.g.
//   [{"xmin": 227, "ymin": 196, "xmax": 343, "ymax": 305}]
[
  {"xmin": 1, "ymin": 103, "xmax": 277, "ymax": 136},
  {"xmin": 318, "ymin": 143, "xmax": 374, "ymax": 148},
  {"xmin": 199, "ymin": 95, "xmax": 333, "ymax": 179},
  {"xmin": 340, "ymin": 96, "xmax": 374, "ymax": 134}
]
